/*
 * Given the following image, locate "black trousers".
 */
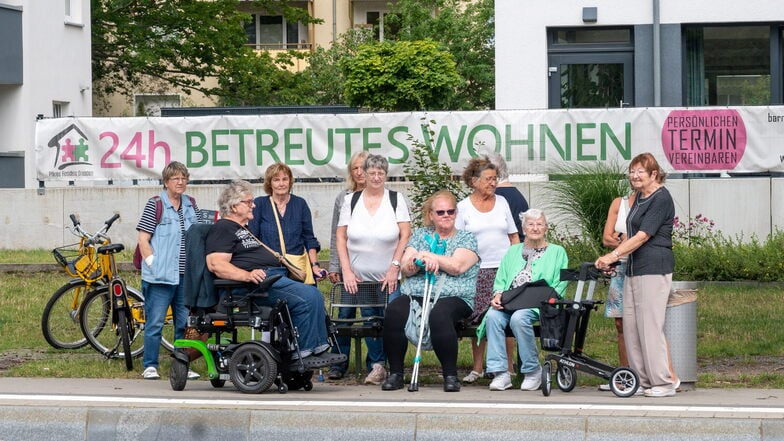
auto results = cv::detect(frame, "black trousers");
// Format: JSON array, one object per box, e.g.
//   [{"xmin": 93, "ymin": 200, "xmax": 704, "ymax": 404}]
[{"xmin": 383, "ymin": 295, "xmax": 472, "ymax": 377}]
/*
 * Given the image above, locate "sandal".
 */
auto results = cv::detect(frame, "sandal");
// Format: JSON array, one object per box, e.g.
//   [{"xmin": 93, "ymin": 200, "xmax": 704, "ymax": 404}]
[{"xmin": 462, "ymin": 370, "xmax": 484, "ymax": 383}]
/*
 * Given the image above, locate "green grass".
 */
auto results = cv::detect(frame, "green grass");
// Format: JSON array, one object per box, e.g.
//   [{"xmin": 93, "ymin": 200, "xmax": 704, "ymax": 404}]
[{"xmin": 1, "ymin": 255, "xmax": 783, "ymax": 388}]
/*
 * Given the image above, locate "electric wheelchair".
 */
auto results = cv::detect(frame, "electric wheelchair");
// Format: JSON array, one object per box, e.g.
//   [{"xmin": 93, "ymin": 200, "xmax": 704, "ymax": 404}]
[{"xmin": 168, "ymin": 224, "xmax": 343, "ymax": 394}]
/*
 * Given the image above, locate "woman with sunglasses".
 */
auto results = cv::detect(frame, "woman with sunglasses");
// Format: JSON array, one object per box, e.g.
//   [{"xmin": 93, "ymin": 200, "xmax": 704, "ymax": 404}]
[
  {"xmin": 381, "ymin": 190, "xmax": 480, "ymax": 392},
  {"xmin": 456, "ymin": 156, "xmax": 520, "ymax": 384}
]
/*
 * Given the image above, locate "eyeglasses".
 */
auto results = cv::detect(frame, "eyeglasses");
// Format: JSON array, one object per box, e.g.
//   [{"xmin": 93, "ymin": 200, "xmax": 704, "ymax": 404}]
[
  {"xmin": 238, "ymin": 199, "xmax": 255, "ymax": 207},
  {"xmin": 475, "ymin": 175, "xmax": 498, "ymax": 183},
  {"xmin": 434, "ymin": 209, "xmax": 456, "ymax": 216},
  {"xmin": 628, "ymin": 169, "xmax": 648, "ymax": 176}
]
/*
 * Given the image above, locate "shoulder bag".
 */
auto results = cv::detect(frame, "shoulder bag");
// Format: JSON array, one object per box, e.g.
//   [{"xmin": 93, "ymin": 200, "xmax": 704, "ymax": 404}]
[
  {"xmin": 241, "ymin": 226, "xmax": 307, "ymax": 283},
  {"xmin": 271, "ymin": 200, "xmax": 315, "ymax": 284}
]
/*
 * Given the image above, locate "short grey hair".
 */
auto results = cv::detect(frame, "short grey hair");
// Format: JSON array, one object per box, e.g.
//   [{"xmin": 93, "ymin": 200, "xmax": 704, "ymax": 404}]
[
  {"xmin": 217, "ymin": 180, "xmax": 253, "ymax": 217},
  {"xmin": 483, "ymin": 150, "xmax": 509, "ymax": 182},
  {"xmin": 520, "ymin": 208, "xmax": 547, "ymax": 225},
  {"xmin": 364, "ymin": 154, "xmax": 389, "ymax": 174}
]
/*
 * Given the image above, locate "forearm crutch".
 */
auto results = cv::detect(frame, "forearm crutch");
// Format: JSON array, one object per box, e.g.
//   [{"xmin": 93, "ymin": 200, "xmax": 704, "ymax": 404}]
[{"xmin": 408, "ymin": 267, "xmax": 435, "ymax": 392}]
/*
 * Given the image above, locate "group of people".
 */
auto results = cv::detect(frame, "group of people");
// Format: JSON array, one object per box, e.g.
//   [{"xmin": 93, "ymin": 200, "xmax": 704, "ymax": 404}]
[{"xmin": 135, "ymin": 152, "xmax": 680, "ymax": 398}]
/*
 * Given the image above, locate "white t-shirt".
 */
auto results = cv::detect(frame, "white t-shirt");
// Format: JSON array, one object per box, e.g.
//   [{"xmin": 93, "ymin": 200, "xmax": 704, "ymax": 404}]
[
  {"xmin": 455, "ymin": 196, "xmax": 517, "ymax": 268},
  {"xmin": 338, "ymin": 189, "xmax": 411, "ymax": 281}
]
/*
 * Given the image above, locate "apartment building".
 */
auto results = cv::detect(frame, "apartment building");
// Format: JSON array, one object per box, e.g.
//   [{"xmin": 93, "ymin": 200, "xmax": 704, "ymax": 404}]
[
  {"xmin": 97, "ymin": 0, "xmax": 399, "ymax": 117},
  {"xmin": 0, "ymin": 1, "xmax": 92, "ymax": 189},
  {"xmin": 495, "ymin": 0, "xmax": 784, "ymax": 110}
]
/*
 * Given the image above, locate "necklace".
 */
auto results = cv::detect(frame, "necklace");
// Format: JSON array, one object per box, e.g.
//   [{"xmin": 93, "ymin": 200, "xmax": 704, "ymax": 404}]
[{"xmin": 274, "ymin": 194, "xmax": 290, "ymax": 216}]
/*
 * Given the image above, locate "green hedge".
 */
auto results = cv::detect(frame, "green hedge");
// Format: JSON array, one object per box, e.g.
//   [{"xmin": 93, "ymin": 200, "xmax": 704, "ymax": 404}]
[{"xmin": 552, "ymin": 230, "xmax": 784, "ymax": 282}]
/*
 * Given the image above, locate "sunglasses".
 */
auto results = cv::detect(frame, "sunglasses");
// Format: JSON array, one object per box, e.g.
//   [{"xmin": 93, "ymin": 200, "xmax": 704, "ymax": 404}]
[{"xmin": 435, "ymin": 209, "xmax": 456, "ymax": 216}]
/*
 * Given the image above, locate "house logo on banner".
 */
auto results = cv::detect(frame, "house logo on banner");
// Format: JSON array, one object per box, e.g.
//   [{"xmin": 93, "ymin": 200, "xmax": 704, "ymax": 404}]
[
  {"xmin": 44, "ymin": 123, "xmax": 95, "ymax": 178},
  {"xmin": 660, "ymin": 109, "xmax": 747, "ymax": 171}
]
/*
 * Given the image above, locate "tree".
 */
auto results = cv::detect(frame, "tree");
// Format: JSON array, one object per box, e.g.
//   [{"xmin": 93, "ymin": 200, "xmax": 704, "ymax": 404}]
[
  {"xmin": 91, "ymin": 0, "xmax": 316, "ymax": 101},
  {"xmin": 341, "ymin": 39, "xmax": 461, "ymax": 111},
  {"xmin": 387, "ymin": 0, "xmax": 495, "ymax": 109},
  {"xmin": 300, "ymin": 28, "xmax": 376, "ymax": 105},
  {"xmin": 403, "ymin": 118, "xmax": 469, "ymax": 227}
]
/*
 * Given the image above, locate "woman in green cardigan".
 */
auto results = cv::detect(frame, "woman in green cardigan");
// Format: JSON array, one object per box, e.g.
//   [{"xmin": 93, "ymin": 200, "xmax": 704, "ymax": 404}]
[{"xmin": 484, "ymin": 208, "xmax": 569, "ymax": 391}]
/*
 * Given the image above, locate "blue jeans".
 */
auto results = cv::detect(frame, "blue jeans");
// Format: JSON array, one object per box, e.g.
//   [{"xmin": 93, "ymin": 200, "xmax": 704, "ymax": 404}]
[
  {"xmin": 331, "ymin": 285, "xmax": 399, "ymax": 373},
  {"xmin": 142, "ymin": 279, "xmax": 187, "ymax": 369},
  {"xmin": 486, "ymin": 308, "xmax": 540, "ymax": 374},
  {"xmin": 229, "ymin": 267, "xmax": 328, "ymax": 356}
]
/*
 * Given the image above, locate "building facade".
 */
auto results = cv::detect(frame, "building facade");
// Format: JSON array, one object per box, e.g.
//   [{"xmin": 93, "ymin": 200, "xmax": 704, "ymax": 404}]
[
  {"xmin": 0, "ymin": 1, "xmax": 92, "ymax": 189},
  {"xmin": 97, "ymin": 0, "xmax": 400, "ymax": 117},
  {"xmin": 495, "ymin": 0, "xmax": 784, "ymax": 110}
]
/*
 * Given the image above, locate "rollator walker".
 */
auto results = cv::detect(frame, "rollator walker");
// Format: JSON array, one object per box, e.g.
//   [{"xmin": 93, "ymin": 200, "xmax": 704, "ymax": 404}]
[{"xmin": 539, "ymin": 262, "xmax": 640, "ymax": 398}]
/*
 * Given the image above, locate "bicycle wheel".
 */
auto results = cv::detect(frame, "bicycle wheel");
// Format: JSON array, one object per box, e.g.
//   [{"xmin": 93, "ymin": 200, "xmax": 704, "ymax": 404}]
[
  {"xmin": 41, "ymin": 279, "xmax": 107, "ymax": 350},
  {"xmin": 80, "ymin": 287, "xmax": 146, "ymax": 359},
  {"xmin": 118, "ymin": 312, "xmax": 134, "ymax": 371}
]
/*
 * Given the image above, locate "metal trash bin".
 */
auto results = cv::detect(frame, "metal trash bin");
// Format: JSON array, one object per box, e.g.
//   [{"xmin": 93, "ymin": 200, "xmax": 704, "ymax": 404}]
[{"xmin": 664, "ymin": 281, "xmax": 698, "ymax": 390}]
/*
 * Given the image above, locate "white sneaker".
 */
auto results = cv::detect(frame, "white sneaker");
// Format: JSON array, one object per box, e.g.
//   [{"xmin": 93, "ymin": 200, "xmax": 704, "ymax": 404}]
[
  {"xmin": 488, "ymin": 372, "xmax": 513, "ymax": 391},
  {"xmin": 598, "ymin": 383, "xmax": 611, "ymax": 391},
  {"xmin": 364, "ymin": 363, "xmax": 386, "ymax": 385},
  {"xmin": 520, "ymin": 366, "xmax": 542, "ymax": 391},
  {"xmin": 142, "ymin": 367, "xmax": 160, "ymax": 380},
  {"xmin": 187, "ymin": 369, "xmax": 200, "ymax": 380},
  {"xmin": 462, "ymin": 370, "xmax": 483, "ymax": 383},
  {"xmin": 644, "ymin": 386, "xmax": 676, "ymax": 397}
]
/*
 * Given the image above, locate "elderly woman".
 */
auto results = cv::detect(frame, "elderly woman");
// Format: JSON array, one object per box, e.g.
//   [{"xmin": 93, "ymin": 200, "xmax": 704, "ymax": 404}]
[
  {"xmin": 336, "ymin": 153, "xmax": 411, "ymax": 385},
  {"xmin": 381, "ymin": 190, "xmax": 480, "ymax": 392},
  {"xmin": 596, "ymin": 153, "xmax": 678, "ymax": 398},
  {"xmin": 485, "ymin": 209, "xmax": 568, "ymax": 391},
  {"xmin": 326, "ymin": 151, "xmax": 369, "ymax": 380},
  {"xmin": 456, "ymin": 156, "xmax": 519, "ymax": 383},
  {"xmin": 248, "ymin": 162, "xmax": 324, "ymax": 285},
  {"xmin": 136, "ymin": 161, "xmax": 200, "ymax": 380},
  {"xmin": 205, "ymin": 180, "xmax": 345, "ymax": 369}
]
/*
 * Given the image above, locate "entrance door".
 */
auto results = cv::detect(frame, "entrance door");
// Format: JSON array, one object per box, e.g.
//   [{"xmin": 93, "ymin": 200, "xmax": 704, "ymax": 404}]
[{"xmin": 548, "ymin": 53, "xmax": 634, "ymax": 109}]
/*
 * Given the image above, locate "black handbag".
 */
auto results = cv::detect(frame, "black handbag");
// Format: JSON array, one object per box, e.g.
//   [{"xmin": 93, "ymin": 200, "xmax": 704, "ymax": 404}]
[{"xmin": 500, "ymin": 279, "xmax": 558, "ymax": 312}]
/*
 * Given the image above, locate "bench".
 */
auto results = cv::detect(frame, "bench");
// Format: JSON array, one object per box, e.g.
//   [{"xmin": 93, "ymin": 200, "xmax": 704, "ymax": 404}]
[{"xmin": 328, "ymin": 282, "xmax": 489, "ymax": 373}]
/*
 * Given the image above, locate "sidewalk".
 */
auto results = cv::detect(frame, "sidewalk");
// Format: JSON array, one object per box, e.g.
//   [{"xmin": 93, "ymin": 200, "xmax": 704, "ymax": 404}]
[{"xmin": 1, "ymin": 377, "xmax": 783, "ymax": 440}]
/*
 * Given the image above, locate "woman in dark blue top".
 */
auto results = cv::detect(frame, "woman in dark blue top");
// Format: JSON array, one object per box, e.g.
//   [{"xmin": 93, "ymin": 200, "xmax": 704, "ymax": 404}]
[{"xmin": 248, "ymin": 162, "xmax": 324, "ymax": 285}]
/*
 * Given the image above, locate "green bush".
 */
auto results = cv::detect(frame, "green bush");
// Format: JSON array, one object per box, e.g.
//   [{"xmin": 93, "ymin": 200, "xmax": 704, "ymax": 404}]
[{"xmin": 674, "ymin": 231, "xmax": 784, "ymax": 282}]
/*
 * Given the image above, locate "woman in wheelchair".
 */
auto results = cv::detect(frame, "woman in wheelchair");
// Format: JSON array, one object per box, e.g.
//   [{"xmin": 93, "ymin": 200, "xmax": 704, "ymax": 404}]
[
  {"xmin": 484, "ymin": 209, "xmax": 569, "ymax": 391},
  {"xmin": 205, "ymin": 180, "xmax": 345, "ymax": 369}
]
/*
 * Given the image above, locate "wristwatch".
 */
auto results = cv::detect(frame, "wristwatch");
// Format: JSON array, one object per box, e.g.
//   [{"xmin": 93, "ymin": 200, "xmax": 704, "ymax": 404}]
[{"xmin": 391, "ymin": 259, "xmax": 401, "ymax": 268}]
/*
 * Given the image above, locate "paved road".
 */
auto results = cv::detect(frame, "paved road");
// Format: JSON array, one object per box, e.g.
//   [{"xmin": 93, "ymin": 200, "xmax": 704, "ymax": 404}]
[{"xmin": 1, "ymin": 377, "xmax": 783, "ymax": 440}]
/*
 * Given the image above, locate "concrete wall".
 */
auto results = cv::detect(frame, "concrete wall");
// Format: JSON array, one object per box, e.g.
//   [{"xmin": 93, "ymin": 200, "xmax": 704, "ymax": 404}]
[{"xmin": 1, "ymin": 178, "xmax": 781, "ymax": 250}]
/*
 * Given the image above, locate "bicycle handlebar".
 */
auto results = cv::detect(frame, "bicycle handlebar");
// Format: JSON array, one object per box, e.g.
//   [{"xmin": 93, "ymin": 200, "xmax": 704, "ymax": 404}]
[{"xmin": 67, "ymin": 213, "xmax": 121, "ymax": 245}]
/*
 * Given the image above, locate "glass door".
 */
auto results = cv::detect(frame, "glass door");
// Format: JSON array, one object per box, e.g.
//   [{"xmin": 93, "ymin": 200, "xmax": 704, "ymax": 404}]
[{"xmin": 548, "ymin": 53, "xmax": 634, "ymax": 109}]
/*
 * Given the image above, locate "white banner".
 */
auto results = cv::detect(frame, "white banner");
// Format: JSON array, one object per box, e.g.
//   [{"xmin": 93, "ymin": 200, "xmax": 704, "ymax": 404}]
[{"xmin": 35, "ymin": 107, "xmax": 784, "ymax": 182}]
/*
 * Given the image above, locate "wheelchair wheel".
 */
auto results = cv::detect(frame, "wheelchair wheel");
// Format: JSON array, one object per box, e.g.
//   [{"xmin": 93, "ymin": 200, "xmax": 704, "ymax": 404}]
[
  {"xmin": 229, "ymin": 344, "xmax": 278, "ymax": 394},
  {"xmin": 170, "ymin": 354, "xmax": 188, "ymax": 391},
  {"xmin": 609, "ymin": 367, "xmax": 640, "ymax": 398},
  {"xmin": 541, "ymin": 361, "xmax": 552, "ymax": 397},
  {"xmin": 210, "ymin": 379, "xmax": 226, "ymax": 388},
  {"xmin": 556, "ymin": 364, "xmax": 577, "ymax": 392}
]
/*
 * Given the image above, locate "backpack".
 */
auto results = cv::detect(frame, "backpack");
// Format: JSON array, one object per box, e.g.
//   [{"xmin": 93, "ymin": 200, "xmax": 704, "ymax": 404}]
[
  {"xmin": 350, "ymin": 190, "xmax": 398, "ymax": 215},
  {"xmin": 133, "ymin": 195, "xmax": 196, "ymax": 270}
]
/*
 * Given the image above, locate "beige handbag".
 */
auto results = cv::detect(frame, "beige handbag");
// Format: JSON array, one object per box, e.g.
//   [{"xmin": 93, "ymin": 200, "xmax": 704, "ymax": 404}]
[{"xmin": 271, "ymin": 200, "xmax": 315, "ymax": 284}]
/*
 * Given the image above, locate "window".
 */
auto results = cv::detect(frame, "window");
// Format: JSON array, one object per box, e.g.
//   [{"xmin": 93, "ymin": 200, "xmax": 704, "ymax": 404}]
[
  {"xmin": 685, "ymin": 25, "xmax": 772, "ymax": 106},
  {"xmin": 64, "ymin": 0, "xmax": 82, "ymax": 25},
  {"xmin": 244, "ymin": 14, "xmax": 308, "ymax": 50},
  {"xmin": 547, "ymin": 28, "xmax": 634, "ymax": 109},
  {"xmin": 366, "ymin": 11, "xmax": 399, "ymax": 41},
  {"xmin": 53, "ymin": 102, "xmax": 69, "ymax": 118}
]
